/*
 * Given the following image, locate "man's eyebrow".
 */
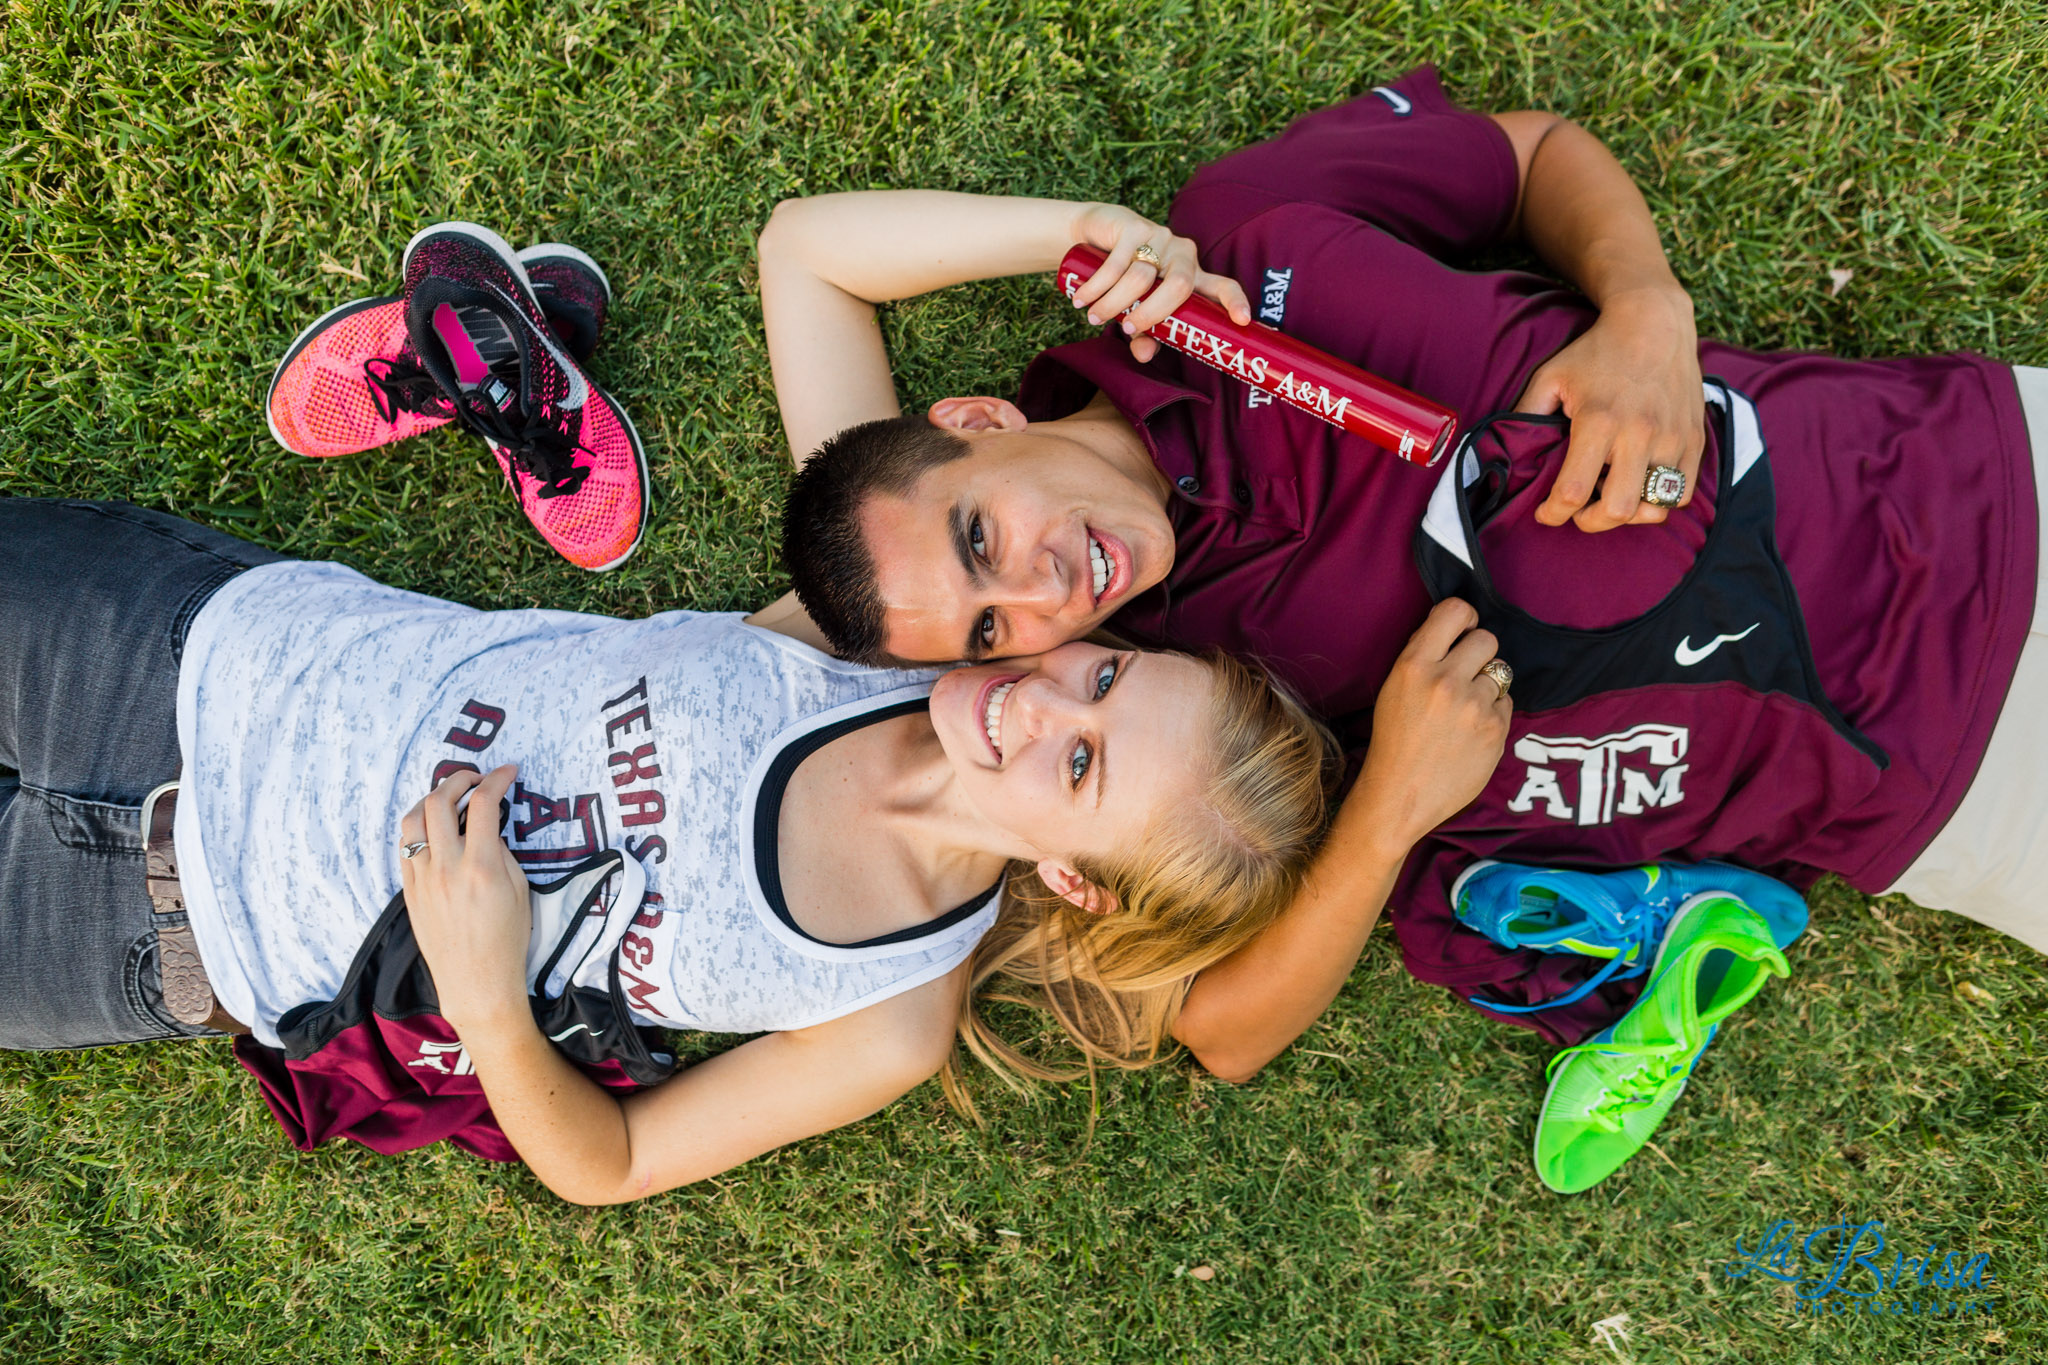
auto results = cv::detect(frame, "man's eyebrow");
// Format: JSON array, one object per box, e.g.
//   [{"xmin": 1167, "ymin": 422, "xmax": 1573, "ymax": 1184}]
[
  {"xmin": 949, "ymin": 505, "xmax": 991, "ymax": 660},
  {"xmin": 947, "ymin": 506, "xmax": 985, "ymax": 586},
  {"xmin": 961, "ymin": 619, "xmax": 990, "ymax": 663}
]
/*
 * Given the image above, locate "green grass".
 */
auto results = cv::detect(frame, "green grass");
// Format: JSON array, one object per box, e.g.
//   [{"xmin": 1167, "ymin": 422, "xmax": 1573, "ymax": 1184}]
[{"xmin": 3, "ymin": 1, "xmax": 2045, "ymax": 1360}]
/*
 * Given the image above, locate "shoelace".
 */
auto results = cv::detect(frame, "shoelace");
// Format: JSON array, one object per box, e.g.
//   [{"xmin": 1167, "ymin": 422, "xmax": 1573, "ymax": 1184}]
[
  {"xmin": 1471, "ymin": 882, "xmax": 1672, "ymax": 1016},
  {"xmin": 1546, "ymin": 1039, "xmax": 1698, "ymax": 1134},
  {"xmin": 363, "ymin": 355, "xmax": 454, "ymax": 424},
  {"xmin": 458, "ymin": 393, "xmax": 596, "ymax": 499}
]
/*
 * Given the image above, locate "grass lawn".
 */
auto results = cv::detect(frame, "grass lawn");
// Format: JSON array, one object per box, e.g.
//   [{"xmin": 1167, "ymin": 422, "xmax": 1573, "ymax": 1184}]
[{"xmin": 3, "ymin": 1, "xmax": 2045, "ymax": 1360}]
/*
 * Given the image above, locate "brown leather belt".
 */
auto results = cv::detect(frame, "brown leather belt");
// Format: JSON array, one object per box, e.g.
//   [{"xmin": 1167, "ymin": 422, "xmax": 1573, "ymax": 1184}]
[{"xmin": 141, "ymin": 782, "xmax": 249, "ymax": 1036}]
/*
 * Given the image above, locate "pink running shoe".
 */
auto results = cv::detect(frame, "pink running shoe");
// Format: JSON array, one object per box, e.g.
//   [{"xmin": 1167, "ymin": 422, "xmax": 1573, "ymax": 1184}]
[
  {"xmin": 265, "ymin": 246, "xmax": 612, "ymax": 461},
  {"xmin": 403, "ymin": 221, "xmax": 649, "ymax": 572}
]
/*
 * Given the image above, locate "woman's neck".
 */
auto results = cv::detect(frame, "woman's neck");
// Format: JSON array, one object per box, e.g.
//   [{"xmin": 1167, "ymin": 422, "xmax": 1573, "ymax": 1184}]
[{"xmin": 865, "ymin": 714, "xmax": 1030, "ymax": 893}]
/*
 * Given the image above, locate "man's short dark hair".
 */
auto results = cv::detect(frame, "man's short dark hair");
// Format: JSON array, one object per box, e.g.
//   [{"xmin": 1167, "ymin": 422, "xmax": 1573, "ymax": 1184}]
[{"xmin": 781, "ymin": 414, "xmax": 973, "ymax": 665}]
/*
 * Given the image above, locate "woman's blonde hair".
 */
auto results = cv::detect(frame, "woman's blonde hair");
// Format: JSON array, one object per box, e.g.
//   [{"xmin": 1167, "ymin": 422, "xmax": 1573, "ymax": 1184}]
[{"xmin": 943, "ymin": 650, "xmax": 1339, "ymax": 1115}]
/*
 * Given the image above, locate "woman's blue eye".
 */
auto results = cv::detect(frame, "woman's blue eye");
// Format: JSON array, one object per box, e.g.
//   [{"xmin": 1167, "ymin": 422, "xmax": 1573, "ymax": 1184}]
[
  {"xmin": 1092, "ymin": 659, "xmax": 1117, "ymax": 698},
  {"xmin": 1069, "ymin": 741, "xmax": 1092, "ymax": 785}
]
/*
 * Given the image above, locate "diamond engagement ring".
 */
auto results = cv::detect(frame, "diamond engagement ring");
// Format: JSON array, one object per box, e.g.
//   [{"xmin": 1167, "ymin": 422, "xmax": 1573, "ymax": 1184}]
[
  {"xmin": 1480, "ymin": 658, "xmax": 1514, "ymax": 700},
  {"xmin": 400, "ymin": 840, "xmax": 429, "ymax": 860},
  {"xmin": 1642, "ymin": 465, "xmax": 1687, "ymax": 508}
]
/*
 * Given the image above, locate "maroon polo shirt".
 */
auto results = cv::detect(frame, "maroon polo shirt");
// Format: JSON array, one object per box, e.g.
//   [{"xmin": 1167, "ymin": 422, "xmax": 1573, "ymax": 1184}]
[{"xmin": 1015, "ymin": 67, "xmax": 2034, "ymax": 928}]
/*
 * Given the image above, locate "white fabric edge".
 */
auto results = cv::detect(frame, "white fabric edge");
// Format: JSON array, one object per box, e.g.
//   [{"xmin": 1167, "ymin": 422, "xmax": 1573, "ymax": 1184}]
[
  {"xmin": 736, "ymin": 679, "xmax": 997, "ymax": 964},
  {"xmin": 757, "ymin": 901, "xmax": 999, "ymax": 1033},
  {"xmin": 1418, "ymin": 442, "xmax": 1480, "ymax": 569},
  {"xmin": 173, "ymin": 560, "xmax": 316, "ymax": 1047},
  {"xmin": 1709, "ymin": 380, "xmax": 1765, "ymax": 486}
]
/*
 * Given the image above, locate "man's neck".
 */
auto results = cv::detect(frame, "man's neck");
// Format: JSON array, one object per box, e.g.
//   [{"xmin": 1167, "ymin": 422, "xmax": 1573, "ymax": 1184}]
[{"xmin": 1054, "ymin": 389, "xmax": 1174, "ymax": 508}]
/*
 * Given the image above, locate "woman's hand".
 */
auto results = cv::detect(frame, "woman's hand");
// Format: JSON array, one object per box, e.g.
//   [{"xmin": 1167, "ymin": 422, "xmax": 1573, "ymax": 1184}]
[
  {"xmin": 1067, "ymin": 202, "xmax": 1252, "ymax": 362},
  {"xmin": 396, "ymin": 763, "xmax": 532, "ymax": 1035},
  {"xmin": 1522, "ymin": 283, "xmax": 1705, "ymax": 532},
  {"xmin": 1355, "ymin": 599, "xmax": 1513, "ymax": 847}
]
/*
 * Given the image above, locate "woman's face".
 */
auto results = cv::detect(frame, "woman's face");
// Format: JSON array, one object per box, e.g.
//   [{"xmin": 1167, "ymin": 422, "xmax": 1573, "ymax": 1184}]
[{"xmin": 927, "ymin": 642, "xmax": 1212, "ymax": 865}]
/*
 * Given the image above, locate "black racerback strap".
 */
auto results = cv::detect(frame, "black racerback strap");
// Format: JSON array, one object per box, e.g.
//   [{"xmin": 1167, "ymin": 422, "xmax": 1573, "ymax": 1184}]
[{"xmin": 1413, "ymin": 378, "xmax": 1885, "ymax": 766}]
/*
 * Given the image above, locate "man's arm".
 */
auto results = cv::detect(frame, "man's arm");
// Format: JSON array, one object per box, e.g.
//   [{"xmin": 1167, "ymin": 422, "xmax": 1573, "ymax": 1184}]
[
  {"xmin": 1174, "ymin": 601, "xmax": 1509, "ymax": 1082},
  {"xmin": 1489, "ymin": 112, "xmax": 1705, "ymax": 532},
  {"xmin": 1173, "ymin": 114, "xmax": 1700, "ymax": 1081},
  {"xmin": 757, "ymin": 191, "xmax": 1250, "ymax": 465}
]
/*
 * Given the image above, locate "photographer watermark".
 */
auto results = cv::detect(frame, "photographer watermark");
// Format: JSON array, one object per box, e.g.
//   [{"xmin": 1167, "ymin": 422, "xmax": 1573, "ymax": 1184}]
[{"xmin": 1723, "ymin": 1218, "xmax": 1997, "ymax": 1318}]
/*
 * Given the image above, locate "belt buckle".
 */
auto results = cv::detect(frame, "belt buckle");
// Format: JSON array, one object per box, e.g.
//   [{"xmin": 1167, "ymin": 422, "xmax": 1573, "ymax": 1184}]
[
  {"xmin": 139, "ymin": 777, "xmax": 218, "ymax": 1029},
  {"xmin": 140, "ymin": 779, "xmax": 182, "ymax": 913}
]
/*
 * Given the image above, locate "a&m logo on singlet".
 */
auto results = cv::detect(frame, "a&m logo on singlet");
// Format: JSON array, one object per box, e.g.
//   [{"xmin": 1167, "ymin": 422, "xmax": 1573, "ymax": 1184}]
[{"xmin": 1508, "ymin": 723, "xmax": 1690, "ymax": 827}]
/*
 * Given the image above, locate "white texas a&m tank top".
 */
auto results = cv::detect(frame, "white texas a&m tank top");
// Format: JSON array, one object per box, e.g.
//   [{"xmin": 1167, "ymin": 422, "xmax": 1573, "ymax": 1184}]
[{"xmin": 173, "ymin": 561, "xmax": 999, "ymax": 1048}]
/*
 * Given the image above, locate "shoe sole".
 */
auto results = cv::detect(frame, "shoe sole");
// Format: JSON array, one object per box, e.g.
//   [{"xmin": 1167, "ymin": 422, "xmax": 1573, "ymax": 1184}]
[
  {"xmin": 583, "ymin": 397, "xmax": 651, "ymax": 572},
  {"xmin": 1448, "ymin": 858, "xmax": 1503, "ymax": 913},
  {"xmin": 265, "ymin": 293, "xmax": 404, "ymax": 456},
  {"xmin": 516, "ymin": 240, "xmax": 624, "ymax": 542},
  {"xmin": 482, "ymin": 394, "xmax": 650, "ymax": 571},
  {"xmin": 517, "ymin": 242, "xmax": 612, "ymax": 303},
  {"xmin": 403, "ymin": 219, "xmax": 539, "ymax": 324},
  {"xmin": 409, "ymin": 221, "xmax": 650, "ymax": 570}
]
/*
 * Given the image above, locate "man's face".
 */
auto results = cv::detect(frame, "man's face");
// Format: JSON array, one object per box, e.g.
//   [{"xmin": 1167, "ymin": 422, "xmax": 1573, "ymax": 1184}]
[{"xmin": 859, "ymin": 426, "xmax": 1176, "ymax": 662}]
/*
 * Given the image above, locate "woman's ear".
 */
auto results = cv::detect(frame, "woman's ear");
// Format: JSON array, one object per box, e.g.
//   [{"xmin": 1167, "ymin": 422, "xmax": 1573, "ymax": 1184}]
[
  {"xmin": 1036, "ymin": 859, "xmax": 1121, "ymax": 916},
  {"xmin": 928, "ymin": 395, "xmax": 1030, "ymax": 432}
]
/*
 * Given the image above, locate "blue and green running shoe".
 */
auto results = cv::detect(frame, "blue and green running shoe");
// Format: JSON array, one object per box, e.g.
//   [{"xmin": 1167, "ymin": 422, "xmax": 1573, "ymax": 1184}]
[
  {"xmin": 1534, "ymin": 892, "xmax": 1790, "ymax": 1194},
  {"xmin": 1450, "ymin": 859, "xmax": 1807, "ymax": 1014}
]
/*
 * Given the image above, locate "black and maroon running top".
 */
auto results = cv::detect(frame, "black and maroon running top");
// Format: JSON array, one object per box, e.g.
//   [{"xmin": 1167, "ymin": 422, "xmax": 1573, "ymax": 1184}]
[{"xmin": 1017, "ymin": 66, "xmax": 2035, "ymax": 1042}]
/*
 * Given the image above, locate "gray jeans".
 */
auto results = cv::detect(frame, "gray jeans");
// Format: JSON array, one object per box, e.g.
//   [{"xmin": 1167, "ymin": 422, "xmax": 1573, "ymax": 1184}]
[{"xmin": 0, "ymin": 499, "xmax": 286, "ymax": 1048}]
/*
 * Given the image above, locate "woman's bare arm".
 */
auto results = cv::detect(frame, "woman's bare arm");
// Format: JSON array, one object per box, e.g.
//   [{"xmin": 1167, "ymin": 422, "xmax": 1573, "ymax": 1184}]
[
  {"xmin": 449, "ymin": 971, "xmax": 963, "ymax": 1204},
  {"xmin": 397, "ymin": 765, "xmax": 964, "ymax": 1204}
]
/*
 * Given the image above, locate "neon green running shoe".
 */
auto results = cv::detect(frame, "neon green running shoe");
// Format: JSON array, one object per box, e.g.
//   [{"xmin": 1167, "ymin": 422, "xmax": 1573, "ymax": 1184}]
[{"xmin": 1534, "ymin": 893, "xmax": 1791, "ymax": 1194}]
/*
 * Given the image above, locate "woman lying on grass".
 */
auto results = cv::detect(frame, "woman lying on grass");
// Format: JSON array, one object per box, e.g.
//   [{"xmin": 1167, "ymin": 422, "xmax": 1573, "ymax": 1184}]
[{"xmin": 0, "ymin": 497, "xmax": 1343, "ymax": 1203}]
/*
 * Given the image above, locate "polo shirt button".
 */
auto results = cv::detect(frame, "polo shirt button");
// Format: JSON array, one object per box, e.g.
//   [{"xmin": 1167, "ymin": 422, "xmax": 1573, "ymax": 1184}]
[
  {"xmin": 1176, "ymin": 475, "xmax": 1201, "ymax": 494},
  {"xmin": 1233, "ymin": 481, "xmax": 1252, "ymax": 506}
]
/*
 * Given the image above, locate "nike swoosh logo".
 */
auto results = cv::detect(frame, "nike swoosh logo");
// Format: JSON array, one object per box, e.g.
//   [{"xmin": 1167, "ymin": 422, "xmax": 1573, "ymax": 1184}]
[
  {"xmin": 1372, "ymin": 86, "xmax": 1413, "ymax": 115},
  {"xmin": 487, "ymin": 283, "xmax": 589, "ymax": 410},
  {"xmin": 549, "ymin": 1023, "xmax": 601, "ymax": 1042},
  {"xmin": 1674, "ymin": 623, "xmax": 1760, "ymax": 667}
]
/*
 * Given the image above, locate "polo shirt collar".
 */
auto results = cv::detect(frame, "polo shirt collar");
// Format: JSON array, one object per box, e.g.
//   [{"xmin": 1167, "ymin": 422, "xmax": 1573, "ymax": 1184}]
[{"xmin": 1016, "ymin": 334, "xmax": 1298, "ymax": 528}]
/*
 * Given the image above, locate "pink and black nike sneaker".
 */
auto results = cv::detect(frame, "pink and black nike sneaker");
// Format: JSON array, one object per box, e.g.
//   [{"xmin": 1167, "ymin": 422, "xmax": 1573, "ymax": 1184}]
[
  {"xmin": 264, "ymin": 244, "xmax": 612, "ymax": 462},
  {"xmin": 402, "ymin": 221, "xmax": 649, "ymax": 572}
]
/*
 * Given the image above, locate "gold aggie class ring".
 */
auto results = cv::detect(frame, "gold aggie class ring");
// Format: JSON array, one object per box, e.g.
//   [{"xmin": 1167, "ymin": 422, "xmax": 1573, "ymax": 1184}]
[
  {"xmin": 1480, "ymin": 658, "xmax": 1514, "ymax": 700},
  {"xmin": 400, "ymin": 840, "xmax": 429, "ymax": 860},
  {"xmin": 1132, "ymin": 243, "xmax": 1163, "ymax": 268},
  {"xmin": 1642, "ymin": 464, "xmax": 1687, "ymax": 508}
]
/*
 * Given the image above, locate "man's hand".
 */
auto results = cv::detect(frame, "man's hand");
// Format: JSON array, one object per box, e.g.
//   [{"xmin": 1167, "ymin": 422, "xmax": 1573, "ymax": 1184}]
[
  {"xmin": 1522, "ymin": 284, "xmax": 1704, "ymax": 532},
  {"xmin": 1355, "ymin": 598, "xmax": 1513, "ymax": 843},
  {"xmin": 396, "ymin": 764, "xmax": 533, "ymax": 1035},
  {"xmin": 1068, "ymin": 202, "xmax": 1252, "ymax": 362}
]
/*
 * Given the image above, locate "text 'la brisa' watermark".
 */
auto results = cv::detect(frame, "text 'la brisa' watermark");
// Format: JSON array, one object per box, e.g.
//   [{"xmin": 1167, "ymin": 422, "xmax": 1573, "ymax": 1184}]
[{"xmin": 1723, "ymin": 1218, "xmax": 1998, "ymax": 1318}]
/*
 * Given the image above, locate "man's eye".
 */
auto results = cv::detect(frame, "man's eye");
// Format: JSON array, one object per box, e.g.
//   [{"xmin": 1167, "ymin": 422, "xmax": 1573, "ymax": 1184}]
[
  {"xmin": 1069, "ymin": 740, "xmax": 1092, "ymax": 786},
  {"xmin": 977, "ymin": 608, "xmax": 996, "ymax": 646},
  {"xmin": 969, "ymin": 515, "xmax": 986, "ymax": 559},
  {"xmin": 1092, "ymin": 658, "xmax": 1118, "ymax": 699}
]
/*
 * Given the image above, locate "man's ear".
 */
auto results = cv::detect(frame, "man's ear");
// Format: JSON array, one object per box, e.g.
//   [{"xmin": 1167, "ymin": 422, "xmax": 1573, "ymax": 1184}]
[
  {"xmin": 928, "ymin": 396, "xmax": 1030, "ymax": 433},
  {"xmin": 1036, "ymin": 858, "xmax": 1121, "ymax": 916}
]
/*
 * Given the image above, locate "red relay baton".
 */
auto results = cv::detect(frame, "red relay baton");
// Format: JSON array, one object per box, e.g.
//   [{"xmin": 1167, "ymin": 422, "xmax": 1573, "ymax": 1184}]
[{"xmin": 1056, "ymin": 244, "xmax": 1458, "ymax": 466}]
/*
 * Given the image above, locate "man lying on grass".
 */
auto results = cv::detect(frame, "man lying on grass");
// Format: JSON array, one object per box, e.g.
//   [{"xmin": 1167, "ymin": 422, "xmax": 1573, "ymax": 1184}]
[{"xmin": 760, "ymin": 64, "xmax": 2047, "ymax": 1079}]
